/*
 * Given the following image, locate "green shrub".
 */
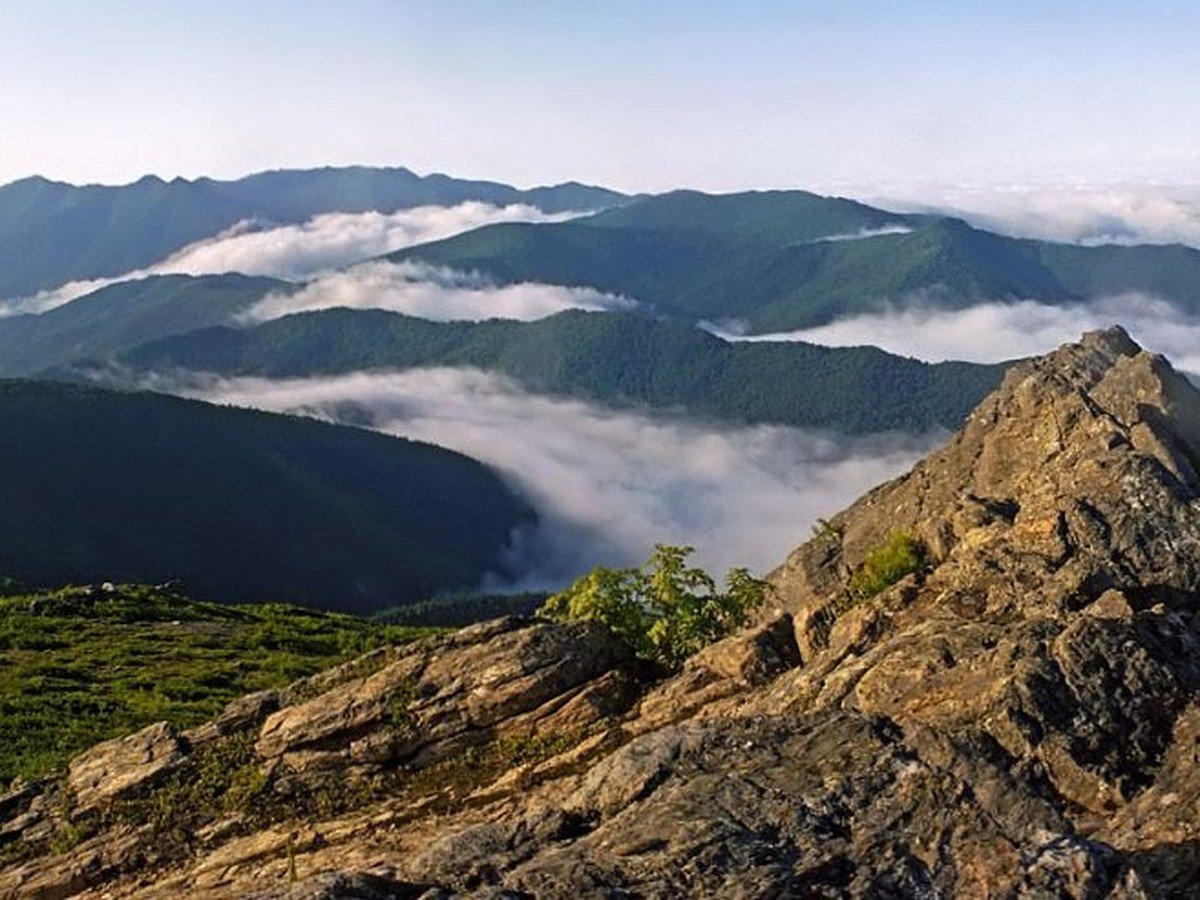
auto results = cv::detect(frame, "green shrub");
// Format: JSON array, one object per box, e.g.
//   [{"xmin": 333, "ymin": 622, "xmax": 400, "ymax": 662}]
[
  {"xmin": 539, "ymin": 545, "xmax": 768, "ymax": 670},
  {"xmin": 848, "ymin": 531, "xmax": 925, "ymax": 600}
]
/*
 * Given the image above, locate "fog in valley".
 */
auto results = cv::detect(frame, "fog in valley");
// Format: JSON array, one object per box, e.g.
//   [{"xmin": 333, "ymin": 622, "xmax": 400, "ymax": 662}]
[
  {"xmin": 3, "ymin": 201, "xmax": 578, "ymax": 315},
  {"xmin": 242, "ymin": 260, "xmax": 635, "ymax": 323},
  {"xmin": 165, "ymin": 367, "xmax": 937, "ymax": 588},
  {"xmin": 729, "ymin": 293, "xmax": 1200, "ymax": 374}
]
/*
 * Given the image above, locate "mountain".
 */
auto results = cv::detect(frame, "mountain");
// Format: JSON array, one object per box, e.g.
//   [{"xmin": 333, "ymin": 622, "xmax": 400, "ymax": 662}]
[
  {"xmin": 8, "ymin": 328, "xmax": 1200, "ymax": 896},
  {"xmin": 0, "ymin": 167, "xmax": 627, "ymax": 299},
  {"xmin": 389, "ymin": 189, "xmax": 1200, "ymax": 331},
  {"xmin": 0, "ymin": 274, "xmax": 291, "ymax": 377},
  {"xmin": 111, "ymin": 308, "xmax": 1007, "ymax": 434},
  {"xmin": 0, "ymin": 379, "xmax": 529, "ymax": 612}
]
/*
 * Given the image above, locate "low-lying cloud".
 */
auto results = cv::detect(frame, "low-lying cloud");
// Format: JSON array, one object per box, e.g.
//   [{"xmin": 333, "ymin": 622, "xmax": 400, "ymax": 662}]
[
  {"xmin": 165, "ymin": 368, "xmax": 934, "ymax": 589},
  {"xmin": 4, "ymin": 201, "xmax": 575, "ymax": 315},
  {"xmin": 733, "ymin": 294, "xmax": 1200, "ymax": 373},
  {"xmin": 813, "ymin": 224, "xmax": 913, "ymax": 243},
  {"xmin": 153, "ymin": 201, "xmax": 575, "ymax": 281},
  {"xmin": 241, "ymin": 261, "xmax": 637, "ymax": 323},
  {"xmin": 865, "ymin": 183, "xmax": 1200, "ymax": 248}
]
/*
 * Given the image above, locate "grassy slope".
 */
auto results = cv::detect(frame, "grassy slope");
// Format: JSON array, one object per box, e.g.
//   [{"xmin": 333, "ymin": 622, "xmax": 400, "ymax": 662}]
[
  {"xmin": 120, "ymin": 308, "xmax": 1006, "ymax": 434},
  {"xmin": 0, "ymin": 379, "xmax": 530, "ymax": 612},
  {"xmin": 0, "ymin": 583, "xmax": 432, "ymax": 782}
]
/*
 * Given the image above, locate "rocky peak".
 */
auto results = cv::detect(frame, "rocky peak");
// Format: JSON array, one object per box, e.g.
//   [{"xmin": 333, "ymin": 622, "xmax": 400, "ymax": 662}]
[
  {"xmin": 772, "ymin": 325, "xmax": 1200, "ymax": 647},
  {"xmin": 8, "ymin": 330, "xmax": 1200, "ymax": 897}
]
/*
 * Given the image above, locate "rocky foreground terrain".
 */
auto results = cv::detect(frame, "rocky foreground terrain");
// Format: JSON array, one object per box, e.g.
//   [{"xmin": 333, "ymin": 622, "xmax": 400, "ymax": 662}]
[{"xmin": 6, "ymin": 327, "xmax": 1200, "ymax": 897}]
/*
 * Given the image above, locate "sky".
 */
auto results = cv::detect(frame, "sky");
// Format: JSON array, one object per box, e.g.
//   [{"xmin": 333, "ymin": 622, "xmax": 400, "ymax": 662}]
[{"xmin": 1, "ymin": 1, "xmax": 1198, "ymax": 193}]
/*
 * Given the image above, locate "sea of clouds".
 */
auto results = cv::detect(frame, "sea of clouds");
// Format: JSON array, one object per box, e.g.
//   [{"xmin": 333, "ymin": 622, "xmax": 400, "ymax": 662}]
[
  {"xmin": 3, "ymin": 201, "xmax": 580, "ymax": 316},
  {"xmin": 240, "ymin": 260, "xmax": 635, "ymax": 323},
  {"xmin": 167, "ymin": 367, "xmax": 935, "ymax": 588},
  {"xmin": 723, "ymin": 293, "xmax": 1200, "ymax": 374},
  {"xmin": 862, "ymin": 182, "xmax": 1200, "ymax": 249}
]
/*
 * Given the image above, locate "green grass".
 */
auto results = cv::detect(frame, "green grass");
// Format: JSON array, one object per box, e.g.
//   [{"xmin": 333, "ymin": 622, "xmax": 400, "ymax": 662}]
[
  {"xmin": 0, "ymin": 583, "xmax": 432, "ymax": 784},
  {"xmin": 848, "ymin": 531, "xmax": 926, "ymax": 600}
]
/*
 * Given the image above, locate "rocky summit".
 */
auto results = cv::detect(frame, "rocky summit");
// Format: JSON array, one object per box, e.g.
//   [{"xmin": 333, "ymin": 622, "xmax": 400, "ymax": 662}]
[{"xmin": 7, "ymin": 327, "xmax": 1200, "ymax": 898}]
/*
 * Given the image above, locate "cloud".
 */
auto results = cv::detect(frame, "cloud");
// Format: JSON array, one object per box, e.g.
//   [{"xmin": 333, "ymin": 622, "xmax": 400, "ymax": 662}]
[
  {"xmin": 726, "ymin": 293, "xmax": 1200, "ymax": 373},
  {"xmin": 813, "ymin": 224, "xmax": 913, "ymax": 243},
  {"xmin": 152, "ymin": 201, "xmax": 577, "ymax": 281},
  {"xmin": 862, "ymin": 183, "xmax": 1200, "ymax": 248},
  {"xmin": 241, "ymin": 261, "xmax": 638, "ymax": 323},
  {"xmin": 1, "ymin": 201, "xmax": 576, "ymax": 316},
  {"xmin": 161, "ymin": 367, "xmax": 934, "ymax": 589}
]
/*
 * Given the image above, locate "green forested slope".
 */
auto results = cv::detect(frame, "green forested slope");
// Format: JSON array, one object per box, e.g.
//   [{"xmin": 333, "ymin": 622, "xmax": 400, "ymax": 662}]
[
  {"xmin": 0, "ymin": 274, "xmax": 290, "ymax": 376},
  {"xmin": 0, "ymin": 379, "xmax": 530, "ymax": 612},
  {"xmin": 389, "ymin": 190, "xmax": 1200, "ymax": 331},
  {"xmin": 119, "ymin": 308, "xmax": 1006, "ymax": 434}
]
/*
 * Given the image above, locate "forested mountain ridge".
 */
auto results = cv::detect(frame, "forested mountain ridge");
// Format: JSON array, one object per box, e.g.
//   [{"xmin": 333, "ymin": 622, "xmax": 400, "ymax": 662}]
[
  {"xmin": 0, "ymin": 167, "xmax": 627, "ymax": 298},
  {"xmin": 0, "ymin": 379, "xmax": 530, "ymax": 612},
  {"xmin": 0, "ymin": 274, "xmax": 291, "ymax": 376},
  {"xmin": 109, "ymin": 307, "xmax": 1008, "ymax": 434},
  {"xmin": 389, "ymin": 189, "xmax": 1200, "ymax": 331}
]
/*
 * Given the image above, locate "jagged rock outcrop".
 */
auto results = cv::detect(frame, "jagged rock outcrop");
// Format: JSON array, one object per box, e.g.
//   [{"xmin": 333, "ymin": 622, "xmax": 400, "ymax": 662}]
[
  {"xmin": 7, "ymin": 327, "xmax": 1200, "ymax": 897},
  {"xmin": 760, "ymin": 329, "xmax": 1200, "ymax": 826}
]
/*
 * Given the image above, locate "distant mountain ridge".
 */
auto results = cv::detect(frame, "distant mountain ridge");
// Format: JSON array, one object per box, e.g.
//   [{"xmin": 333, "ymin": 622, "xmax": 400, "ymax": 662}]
[
  {"xmin": 0, "ymin": 274, "xmax": 291, "ymax": 376},
  {"xmin": 107, "ymin": 307, "xmax": 1006, "ymax": 435},
  {"xmin": 388, "ymin": 188, "xmax": 1200, "ymax": 331},
  {"xmin": 0, "ymin": 166, "xmax": 628, "ymax": 298}
]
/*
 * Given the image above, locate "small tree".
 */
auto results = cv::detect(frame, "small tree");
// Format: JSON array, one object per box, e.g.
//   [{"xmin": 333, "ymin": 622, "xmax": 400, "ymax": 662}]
[{"xmin": 539, "ymin": 544, "xmax": 768, "ymax": 669}]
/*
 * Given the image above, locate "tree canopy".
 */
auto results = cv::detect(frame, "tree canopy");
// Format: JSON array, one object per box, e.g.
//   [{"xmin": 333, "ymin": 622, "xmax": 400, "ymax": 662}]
[{"xmin": 539, "ymin": 544, "xmax": 768, "ymax": 669}]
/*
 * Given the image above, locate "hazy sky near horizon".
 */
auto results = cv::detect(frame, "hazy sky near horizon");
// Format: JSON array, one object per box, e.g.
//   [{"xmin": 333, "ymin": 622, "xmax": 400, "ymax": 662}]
[{"xmin": 1, "ymin": 1, "xmax": 1198, "ymax": 193}]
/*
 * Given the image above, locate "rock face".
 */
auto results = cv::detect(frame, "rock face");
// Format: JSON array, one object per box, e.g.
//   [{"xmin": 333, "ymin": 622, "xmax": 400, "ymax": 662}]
[
  {"xmin": 67, "ymin": 723, "xmax": 186, "ymax": 813},
  {"xmin": 7, "ymin": 327, "xmax": 1200, "ymax": 897}
]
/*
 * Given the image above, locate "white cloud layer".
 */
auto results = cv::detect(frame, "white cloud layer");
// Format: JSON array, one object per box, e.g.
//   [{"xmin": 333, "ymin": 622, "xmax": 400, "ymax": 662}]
[
  {"xmin": 814, "ymin": 224, "xmax": 913, "ymax": 243},
  {"xmin": 165, "ymin": 368, "xmax": 933, "ymax": 588},
  {"xmin": 2, "ymin": 201, "xmax": 574, "ymax": 316},
  {"xmin": 154, "ymin": 201, "xmax": 574, "ymax": 280},
  {"xmin": 241, "ymin": 261, "xmax": 637, "ymax": 323},
  {"xmin": 865, "ymin": 183, "xmax": 1200, "ymax": 248},
  {"xmin": 731, "ymin": 294, "xmax": 1200, "ymax": 373}
]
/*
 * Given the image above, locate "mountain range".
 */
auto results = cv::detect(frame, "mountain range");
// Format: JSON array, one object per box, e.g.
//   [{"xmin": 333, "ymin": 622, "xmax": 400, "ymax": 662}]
[
  {"xmin": 5, "ymin": 170, "xmax": 1200, "ymax": 616},
  {"xmin": 389, "ymin": 189, "xmax": 1200, "ymax": 331},
  {"xmin": 0, "ymin": 167, "xmax": 627, "ymax": 299},
  {"xmin": 110, "ymin": 306, "xmax": 1006, "ymax": 434}
]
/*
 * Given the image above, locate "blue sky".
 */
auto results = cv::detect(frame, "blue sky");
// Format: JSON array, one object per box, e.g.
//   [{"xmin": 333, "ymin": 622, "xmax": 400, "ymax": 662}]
[{"xmin": 1, "ymin": 1, "xmax": 1197, "ymax": 191}]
